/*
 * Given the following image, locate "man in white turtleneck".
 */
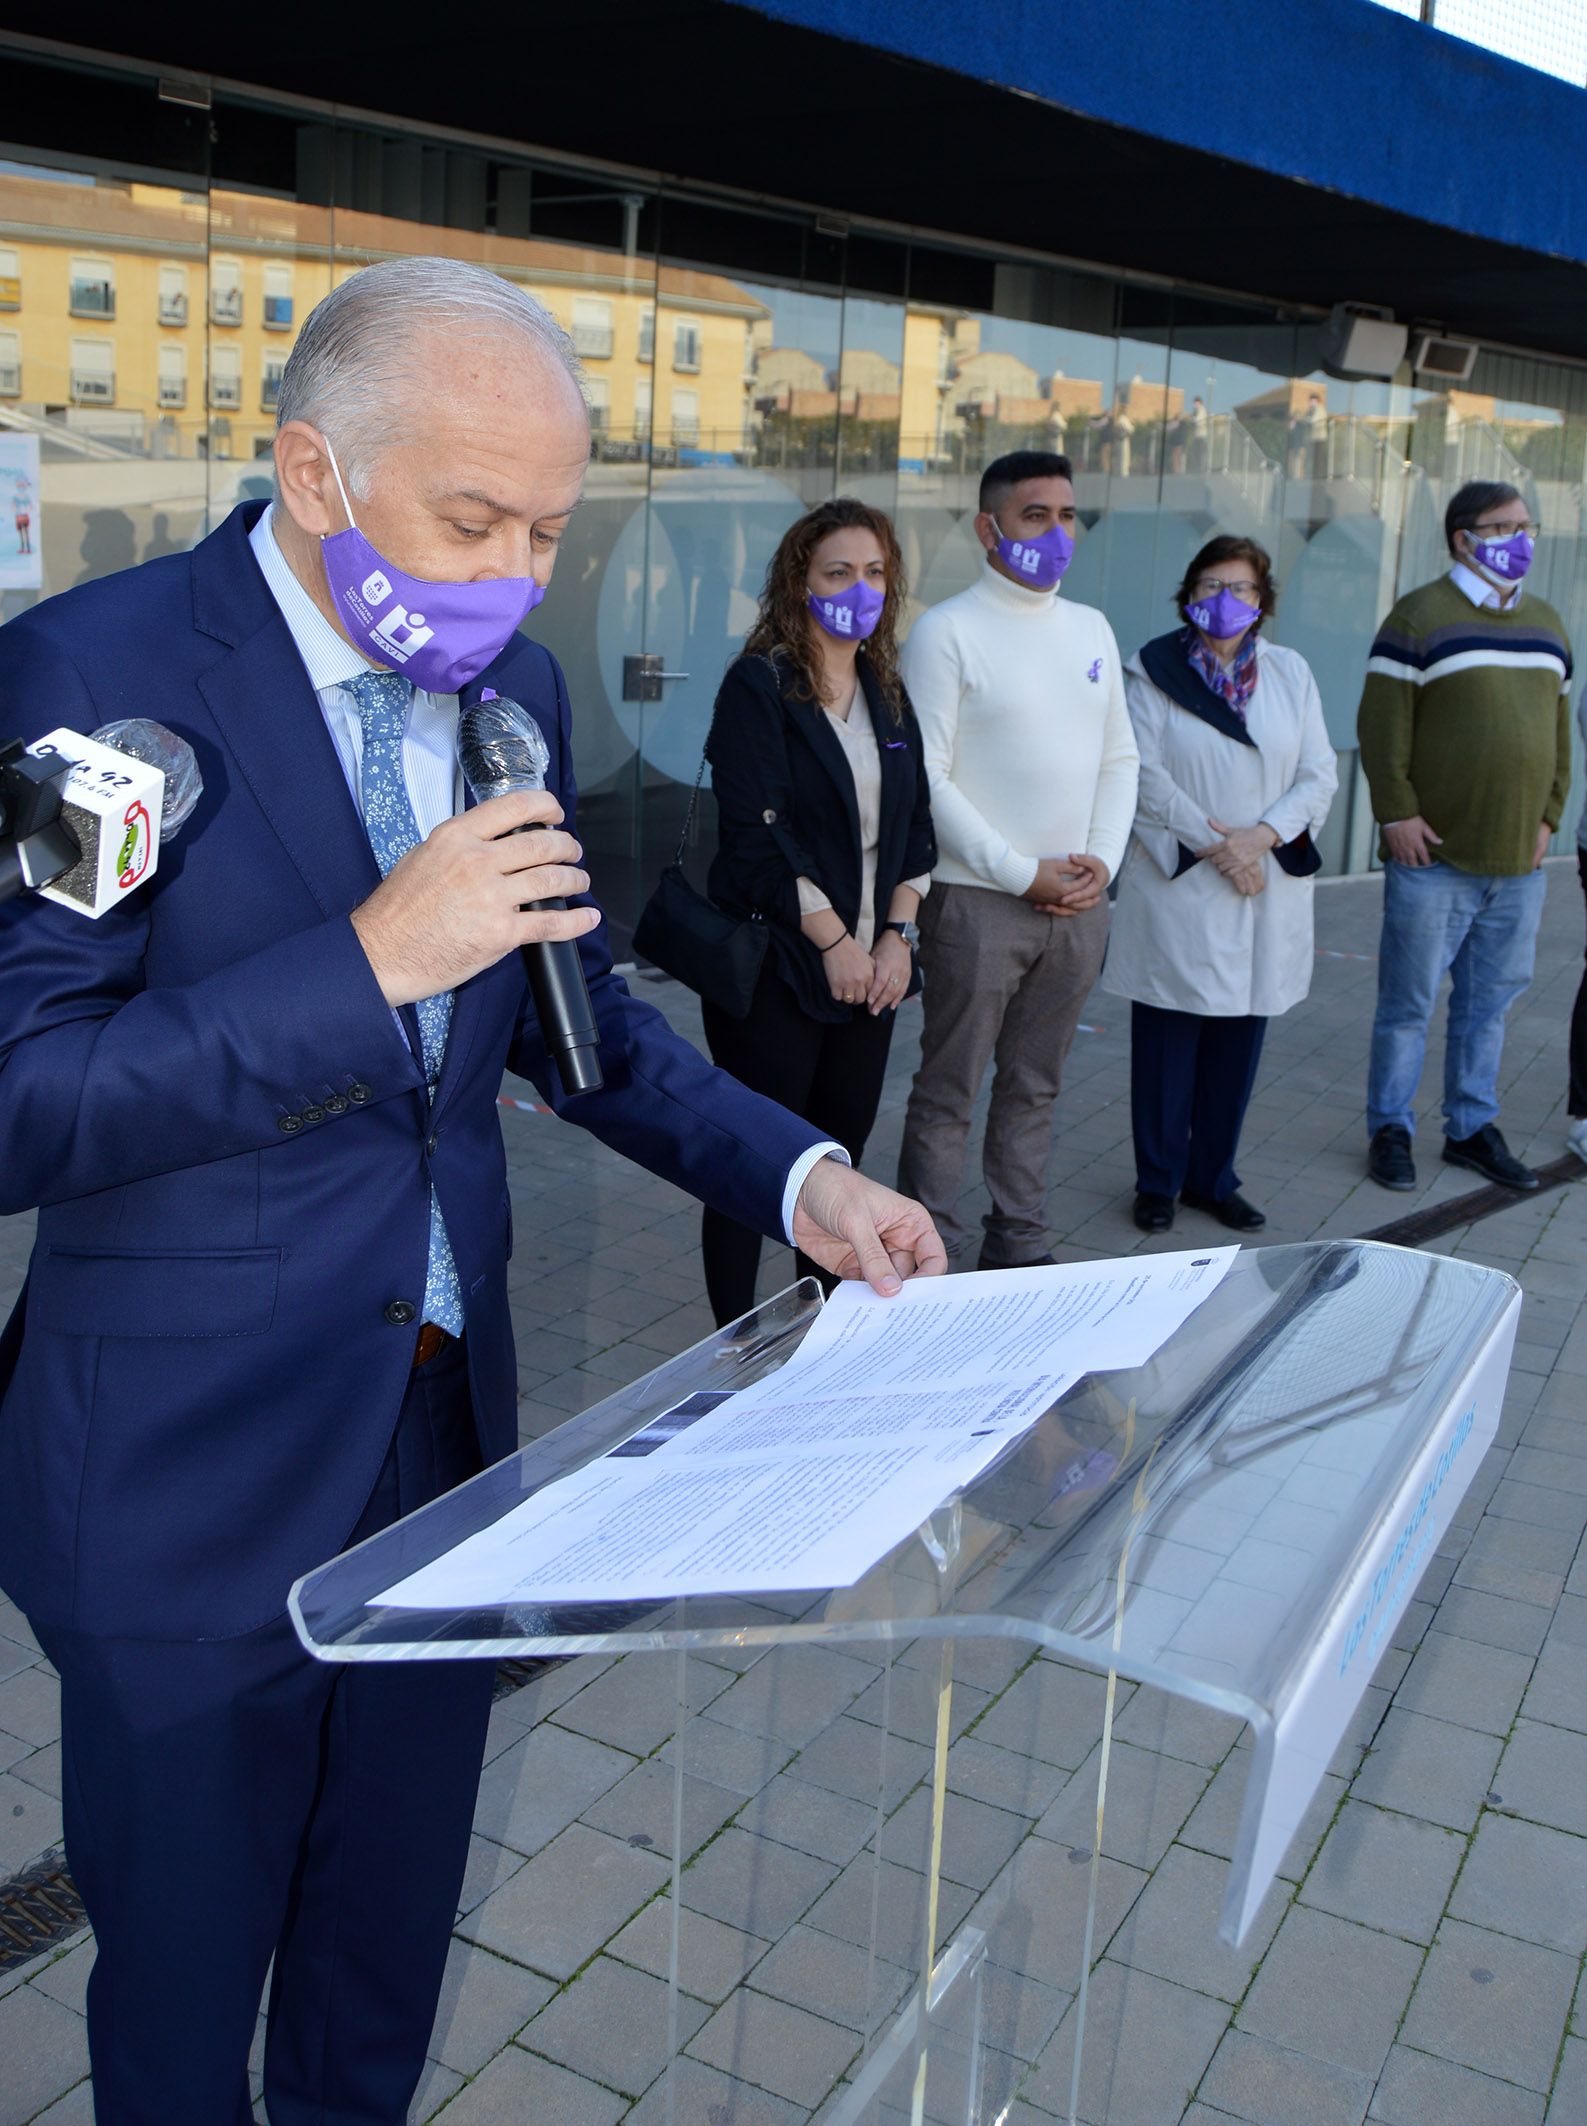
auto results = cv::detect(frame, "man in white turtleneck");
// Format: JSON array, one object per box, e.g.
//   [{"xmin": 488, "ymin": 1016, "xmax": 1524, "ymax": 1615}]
[{"xmin": 897, "ymin": 450, "xmax": 1139, "ymax": 1268}]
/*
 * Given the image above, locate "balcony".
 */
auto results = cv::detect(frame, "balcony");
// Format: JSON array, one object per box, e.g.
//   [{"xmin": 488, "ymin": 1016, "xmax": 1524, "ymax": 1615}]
[
  {"xmin": 158, "ymin": 378, "xmax": 186, "ymax": 409},
  {"xmin": 638, "ymin": 322, "xmax": 655, "ymax": 364},
  {"xmin": 0, "ymin": 277, "xmax": 19, "ymax": 311},
  {"xmin": 158, "ymin": 293, "xmax": 189, "ymax": 326},
  {"xmin": 263, "ymin": 295, "xmax": 294, "ymax": 331},
  {"xmin": 0, "ymin": 363, "xmax": 19, "ymax": 398},
  {"xmin": 573, "ymin": 322, "xmax": 614, "ymax": 360},
  {"xmin": 210, "ymin": 287, "xmax": 243, "ymax": 326},
  {"xmin": 672, "ymin": 340, "xmax": 701, "ymax": 374},
  {"xmin": 671, "ymin": 421, "xmax": 701, "ymax": 448},
  {"xmin": 69, "ymin": 370, "xmax": 115, "ymax": 404},
  {"xmin": 261, "ymin": 375, "xmax": 283, "ymax": 413},
  {"xmin": 69, "ymin": 284, "xmax": 115, "ymax": 320},
  {"xmin": 209, "ymin": 378, "xmax": 243, "ymax": 411}
]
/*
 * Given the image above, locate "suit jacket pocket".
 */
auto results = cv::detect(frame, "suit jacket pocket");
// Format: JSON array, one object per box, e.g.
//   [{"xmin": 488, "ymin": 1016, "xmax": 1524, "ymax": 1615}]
[{"xmin": 32, "ymin": 1245, "xmax": 282, "ymax": 1339}]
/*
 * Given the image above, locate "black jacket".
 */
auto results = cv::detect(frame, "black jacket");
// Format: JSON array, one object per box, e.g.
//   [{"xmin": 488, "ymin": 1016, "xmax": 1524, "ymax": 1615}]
[{"xmin": 706, "ymin": 650, "xmax": 937, "ymax": 1024}]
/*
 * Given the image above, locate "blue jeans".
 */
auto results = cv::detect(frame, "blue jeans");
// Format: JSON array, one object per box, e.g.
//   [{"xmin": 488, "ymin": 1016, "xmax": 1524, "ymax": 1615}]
[{"xmin": 1367, "ymin": 859, "xmax": 1547, "ymax": 1141}]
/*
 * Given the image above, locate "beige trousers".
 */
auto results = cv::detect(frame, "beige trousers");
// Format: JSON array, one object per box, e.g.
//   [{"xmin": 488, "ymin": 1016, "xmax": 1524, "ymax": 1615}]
[{"xmin": 897, "ymin": 883, "xmax": 1108, "ymax": 1264}]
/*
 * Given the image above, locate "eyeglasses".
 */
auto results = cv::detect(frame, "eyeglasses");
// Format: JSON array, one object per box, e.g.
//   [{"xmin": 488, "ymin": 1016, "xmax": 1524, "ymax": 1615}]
[
  {"xmin": 1469, "ymin": 519, "xmax": 1541, "ymax": 539},
  {"xmin": 1193, "ymin": 577, "xmax": 1262, "ymax": 600}
]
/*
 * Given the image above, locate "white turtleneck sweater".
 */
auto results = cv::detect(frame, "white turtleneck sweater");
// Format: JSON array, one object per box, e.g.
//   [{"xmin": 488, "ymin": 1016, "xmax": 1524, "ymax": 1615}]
[{"xmin": 901, "ymin": 559, "xmax": 1140, "ymax": 896}]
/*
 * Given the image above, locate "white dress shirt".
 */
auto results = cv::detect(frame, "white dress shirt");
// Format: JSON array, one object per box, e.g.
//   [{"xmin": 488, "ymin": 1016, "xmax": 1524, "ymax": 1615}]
[
  {"xmin": 1450, "ymin": 560, "xmax": 1524, "ymax": 612},
  {"xmin": 248, "ymin": 506, "xmax": 838, "ymax": 1244}
]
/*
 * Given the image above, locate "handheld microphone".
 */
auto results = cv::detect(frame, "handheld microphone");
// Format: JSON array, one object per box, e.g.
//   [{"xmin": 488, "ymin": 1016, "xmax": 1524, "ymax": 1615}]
[
  {"xmin": 457, "ymin": 693, "xmax": 604, "ymax": 1097},
  {"xmin": 0, "ymin": 719, "xmax": 202, "ymax": 916}
]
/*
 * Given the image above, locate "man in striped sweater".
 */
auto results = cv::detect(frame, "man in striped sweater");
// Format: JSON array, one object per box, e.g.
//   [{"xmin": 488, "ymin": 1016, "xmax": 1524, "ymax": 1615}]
[{"xmin": 1359, "ymin": 480, "xmax": 1572, "ymax": 1193}]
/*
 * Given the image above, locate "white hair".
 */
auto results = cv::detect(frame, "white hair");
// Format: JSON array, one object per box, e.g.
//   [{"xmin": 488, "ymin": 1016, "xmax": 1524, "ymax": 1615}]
[{"xmin": 274, "ymin": 254, "xmax": 583, "ymax": 496}]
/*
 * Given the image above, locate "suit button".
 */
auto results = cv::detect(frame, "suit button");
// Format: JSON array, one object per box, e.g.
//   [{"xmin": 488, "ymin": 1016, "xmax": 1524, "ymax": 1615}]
[
  {"xmin": 384, "ymin": 1299, "xmax": 417, "ymax": 1327},
  {"xmin": 426, "ymin": 1133, "xmax": 439, "ymax": 1157},
  {"xmin": 323, "ymin": 1094, "xmax": 347, "ymax": 1115},
  {"xmin": 302, "ymin": 1105, "xmax": 325, "ymax": 1125},
  {"xmin": 277, "ymin": 1114, "xmax": 304, "ymax": 1135},
  {"xmin": 348, "ymin": 1083, "xmax": 372, "ymax": 1104}
]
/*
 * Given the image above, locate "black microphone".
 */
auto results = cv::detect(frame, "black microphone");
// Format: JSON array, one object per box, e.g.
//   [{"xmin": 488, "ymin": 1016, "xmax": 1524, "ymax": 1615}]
[{"xmin": 457, "ymin": 692, "xmax": 604, "ymax": 1097}]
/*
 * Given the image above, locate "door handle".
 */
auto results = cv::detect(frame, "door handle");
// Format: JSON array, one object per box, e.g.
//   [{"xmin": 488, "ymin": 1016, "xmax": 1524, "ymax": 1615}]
[{"xmin": 622, "ymin": 654, "xmax": 692, "ymax": 703}]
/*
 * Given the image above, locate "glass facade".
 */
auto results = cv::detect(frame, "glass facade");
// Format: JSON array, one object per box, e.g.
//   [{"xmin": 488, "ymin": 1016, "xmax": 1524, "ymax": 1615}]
[{"xmin": 1, "ymin": 48, "xmax": 1584, "ymax": 948}]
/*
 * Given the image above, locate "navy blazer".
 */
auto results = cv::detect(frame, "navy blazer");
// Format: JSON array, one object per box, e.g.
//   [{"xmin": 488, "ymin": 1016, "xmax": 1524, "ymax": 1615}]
[
  {"xmin": 0, "ymin": 503, "xmax": 823, "ymax": 1639},
  {"xmin": 705, "ymin": 651, "xmax": 935, "ymax": 1024}
]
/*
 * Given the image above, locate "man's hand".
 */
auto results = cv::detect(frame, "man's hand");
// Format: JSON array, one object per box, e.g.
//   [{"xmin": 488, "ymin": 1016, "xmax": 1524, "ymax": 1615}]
[
  {"xmin": 1023, "ymin": 856, "xmax": 1078, "ymax": 907},
  {"xmin": 791, "ymin": 1159, "xmax": 948, "ymax": 1296},
  {"xmin": 350, "ymin": 791, "xmax": 597, "ymax": 1008},
  {"xmin": 1535, "ymin": 822, "xmax": 1553, "ymax": 870},
  {"xmin": 1028, "ymin": 854, "xmax": 1109, "ymax": 917},
  {"xmin": 1383, "ymin": 816, "xmax": 1443, "ymax": 868}
]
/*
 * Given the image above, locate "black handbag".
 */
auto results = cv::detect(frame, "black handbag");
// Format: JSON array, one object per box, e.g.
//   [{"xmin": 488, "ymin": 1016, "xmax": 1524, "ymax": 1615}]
[{"xmin": 633, "ymin": 736, "xmax": 768, "ymax": 1019}]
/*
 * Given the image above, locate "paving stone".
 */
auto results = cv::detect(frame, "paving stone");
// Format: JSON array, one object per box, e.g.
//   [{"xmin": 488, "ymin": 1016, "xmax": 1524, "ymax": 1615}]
[
  {"xmin": 470, "ymin": 1721, "xmax": 634, "ymax": 1858},
  {"xmin": 1108, "ymin": 1686, "xmax": 1245, "ymax": 1767},
  {"xmin": 0, "ymin": 1984, "xmax": 90, "ymax": 2126},
  {"xmin": 0, "ymin": 1770, "xmax": 61, "ymax": 1872},
  {"xmin": 550, "ymin": 1649, "xmax": 731, "ymax": 1755},
  {"xmin": 27, "ymin": 1938, "xmax": 92, "ymax": 2014},
  {"xmin": 0, "ymin": 1666, "xmax": 59, "ymax": 1749},
  {"xmin": 1548, "ymin": 2036, "xmax": 1587, "ymax": 2123},
  {"xmin": 427, "ymin": 1939, "xmax": 554, "ymax": 2077},
  {"xmin": 1523, "ymin": 1639, "xmax": 1587, "ymax": 1734},
  {"xmin": 678, "ymin": 1827, "xmax": 836, "ymax": 1940},
  {"xmin": 1349, "ymin": 1708, "xmax": 1503, "ymax": 1833},
  {"xmin": 1237, "ymin": 1904, "xmax": 1422, "ymax": 2075},
  {"xmin": 1448, "ymin": 1812, "xmax": 1587, "ymax": 1954},
  {"xmin": 688, "ymin": 1987, "xmax": 859, "ymax": 2109},
  {"xmin": 1021, "ymin": 1960, "xmax": 1230, "ymax": 2125},
  {"xmin": 1399, "ymin": 1918, "xmax": 1575, "ymax": 2092},
  {"xmin": 1493, "ymin": 1718, "xmax": 1587, "ymax": 1837},
  {"xmin": 708, "ymin": 1645, "xmax": 878, "ymax": 1748},
  {"xmin": 945, "ymin": 1734, "xmax": 1070, "ymax": 1820},
  {"xmin": 965, "ymin": 1834, "xmax": 1146, "ymax": 1987},
  {"xmin": 1106, "ymin": 1843, "xmax": 1288, "ymax": 2003},
  {"xmin": 457, "ymin": 1823, "xmax": 668, "ymax": 1980},
  {"xmin": 843, "ymin": 1664, "xmax": 992, "ymax": 1750},
  {"xmin": 580, "ymin": 1757, "xmax": 745, "ymax": 1862},
  {"xmin": 1179, "ymin": 1753, "xmax": 1345, "ymax": 1880},
  {"xmin": 1034, "ymin": 1739, "xmax": 1210, "ymax": 1873},
  {"xmin": 1392, "ymin": 1630, "xmax": 1535, "ymax": 1736},
  {"xmin": 1434, "ymin": 1585, "xmax": 1555, "ymax": 1656},
  {"xmin": 1297, "ymin": 1798, "xmax": 1464, "ymax": 1944},
  {"xmin": 784, "ymin": 1714, "xmax": 931, "ymax": 1811},
  {"xmin": 1367, "ymin": 2041, "xmax": 1545, "ymax": 2124},
  {"xmin": 520, "ymin": 1954, "xmax": 709, "ymax": 2097},
  {"xmin": 879, "ymin": 1783, "xmax": 1032, "ymax": 1889},
  {"xmin": 607, "ymin": 1897, "xmax": 771, "ymax": 2004},
  {"xmin": 455, "ymin": 1834, "xmax": 525, "ymax": 1920},
  {"xmin": 659, "ymin": 1716, "xmax": 797, "ymax": 1799},
  {"xmin": 1198, "ymin": 2028, "xmax": 1374, "ymax": 2126},
  {"xmin": 898, "ymin": 1634, "xmax": 1034, "ymax": 1696},
  {"xmin": 26, "ymin": 2086, "xmax": 94, "ymax": 2126},
  {"xmin": 968, "ymin": 1660, "xmax": 1110, "ymax": 1769},
  {"xmin": 732, "ymin": 1773, "xmax": 876, "ymax": 1866},
  {"xmin": 746, "ymin": 1923, "xmax": 912, "ymax": 2037},
  {"xmin": 624, "ymin": 2057, "xmax": 806, "ymax": 2125},
  {"xmin": 803, "ymin": 1852, "xmax": 979, "ymax": 1971},
  {"xmin": 437, "ymin": 2043, "xmax": 626, "ymax": 2123}
]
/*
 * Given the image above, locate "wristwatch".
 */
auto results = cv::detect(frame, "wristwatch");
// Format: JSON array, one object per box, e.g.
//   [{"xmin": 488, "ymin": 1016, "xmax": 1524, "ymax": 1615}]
[{"xmin": 885, "ymin": 919, "xmax": 921, "ymax": 949}]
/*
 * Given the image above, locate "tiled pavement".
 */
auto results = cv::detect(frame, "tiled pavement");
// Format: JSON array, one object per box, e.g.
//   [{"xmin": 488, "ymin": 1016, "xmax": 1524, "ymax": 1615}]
[{"xmin": 5, "ymin": 860, "xmax": 1587, "ymax": 2123}]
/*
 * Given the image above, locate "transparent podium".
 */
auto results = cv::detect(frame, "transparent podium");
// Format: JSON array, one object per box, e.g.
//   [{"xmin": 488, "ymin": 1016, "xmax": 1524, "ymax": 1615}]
[{"xmin": 293, "ymin": 1242, "xmax": 1519, "ymax": 2124}]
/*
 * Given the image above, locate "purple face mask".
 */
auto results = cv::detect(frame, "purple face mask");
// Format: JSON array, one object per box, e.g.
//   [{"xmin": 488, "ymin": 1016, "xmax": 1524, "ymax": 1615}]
[
  {"xmin": 808, "ymin": 577, "xmax": 886, "ymax": 641},
  {"xmin": 1185, "ymin": 587, "xmax": 1262, "ymax": 639},
  {"xmin": 991, "ymin": 515, "xmax": 1074, "ymax": 591},
  {"xmin": 318, "ymin": 441, "xmax": 545, "ymax": 695},
  {"xmin": 1468, "ymin": 529, "xmax": 1535, "ymax": 584}
]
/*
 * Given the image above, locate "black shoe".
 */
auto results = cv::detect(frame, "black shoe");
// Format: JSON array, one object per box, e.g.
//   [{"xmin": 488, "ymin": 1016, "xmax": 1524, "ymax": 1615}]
[
  {"xmin": 1180, "ymin": 1188, "xmax": 1266, "ymax": 1232},
  {"xmin": 977, "ymin": 1250, "xmax": 1056, "ymax": 1271},
  {"xmin": 1133, "ymin": 1192, "xmax": 1174, "ymax": 1233},
  {"xmin": 1368, "ymin": 1125, "xmax": 1416, "ymax": 1191},
  {"xmin": 1443, "ymin": 1124, "xmax": 1539, "ymax": 1191}
]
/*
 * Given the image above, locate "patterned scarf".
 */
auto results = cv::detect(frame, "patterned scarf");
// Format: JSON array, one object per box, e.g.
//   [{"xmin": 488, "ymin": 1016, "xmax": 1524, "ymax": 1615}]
[{"xmin": 1185, "ymin": 624, "xmax": 1259, "ymax": 725}]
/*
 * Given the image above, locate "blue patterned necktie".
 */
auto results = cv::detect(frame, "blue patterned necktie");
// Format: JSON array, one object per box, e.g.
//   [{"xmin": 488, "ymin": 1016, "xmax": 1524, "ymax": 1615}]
[{"xmin": 344, "ymin": 668, "xmax": 464, "ymax": 1337}]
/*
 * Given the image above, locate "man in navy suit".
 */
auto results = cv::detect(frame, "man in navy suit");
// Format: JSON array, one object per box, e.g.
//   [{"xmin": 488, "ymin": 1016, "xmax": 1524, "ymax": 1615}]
[{"xmin": 0, "ymin": 255, "xmax": 943, "ymax": 2124}]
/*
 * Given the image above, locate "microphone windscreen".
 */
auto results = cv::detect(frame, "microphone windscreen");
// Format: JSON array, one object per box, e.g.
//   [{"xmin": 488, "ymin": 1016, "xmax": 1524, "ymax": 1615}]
[
  {"xmin": 91, "ymin": 720, "xmax": 203, "ymax": 840},
  {"xmin": 457, "ymin": 694, "xmax": 550, "ymax": 802}
]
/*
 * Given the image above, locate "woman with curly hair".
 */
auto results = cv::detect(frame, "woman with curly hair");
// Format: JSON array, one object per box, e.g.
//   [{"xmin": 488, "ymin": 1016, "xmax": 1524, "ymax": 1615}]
[{"xmin": 698, "ymin": 496, "xmax": 936, "ymax": 1325}]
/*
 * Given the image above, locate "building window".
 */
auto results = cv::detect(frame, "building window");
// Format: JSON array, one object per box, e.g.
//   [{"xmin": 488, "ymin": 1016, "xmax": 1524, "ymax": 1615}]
[
  {"xmin": 671, "ymin": 387, "xmax": 700, "ymax": 445},
  {"xmin": 634, "ymin": 376, "xmax": 653, "ymax": 438},
  {"xmin": 210, "ymin": 259, "xmax": 243, "ymax": 327},
  {"xmin": 0, "ymin": 247, "xmax": 18, "ymax": 313},
  {"xmin": 69, "ymin": 336, "xmax": 115, "ymax": 404},
  {"xmin": 583, "ymin": 375, "xmax": 610, "ymax": 434},
  {"xmin": 69, "ymin": 257, "xmax": 115, "ymax": 320},
  {"xmin": 261, "ymin": 353, "xmax": 287, "ymax": 413},
  {"xmin": 158, "ymin": 264, "xmax": 188, "ymax": 328},
  {"xmin": 0, "ymin": 329, "xmax": 19, "ymax": 398},
  {"xmin": 263, "ymin": 265, "xmax": 293, "ymax": 332},
  {"xmin": 572, "ymin": 297, "xmax": 613, "ymax": 360},
  {"xmin": 158, "ymin": 342, "xmax": 187, "ymax": 410},
  {"xmin": 638, "ymin": 307, "xmax": 655, "ymax": 364},
  {"xmin": 672, "ymin": 318, "xmax": 702, "ymax": 373},
  {"xmin": 209, "ymin": 345, "xmax": 242, "ymax": 411}
]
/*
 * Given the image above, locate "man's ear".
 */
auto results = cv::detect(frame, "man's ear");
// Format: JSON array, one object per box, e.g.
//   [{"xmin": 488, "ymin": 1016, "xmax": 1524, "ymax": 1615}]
[{"xmin": 274, "ymin": 422, "xmax": 342, "ymax": 538}]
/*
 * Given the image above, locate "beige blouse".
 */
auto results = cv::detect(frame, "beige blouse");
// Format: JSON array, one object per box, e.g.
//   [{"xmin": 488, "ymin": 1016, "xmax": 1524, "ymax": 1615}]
[{"xmin": 796, "ymin": 683, "xmax": 931, "ymax": 952}]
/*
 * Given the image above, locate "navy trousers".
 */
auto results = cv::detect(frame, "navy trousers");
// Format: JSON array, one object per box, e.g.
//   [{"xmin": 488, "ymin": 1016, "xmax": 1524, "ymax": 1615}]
[
  {"xmin": 1130, "ymin": 1002, "xmax": 1268, "ymax": 1203},
  {"xmin": 35, "ymin": 1336, "xmax": 495, "ymax": 2126}
]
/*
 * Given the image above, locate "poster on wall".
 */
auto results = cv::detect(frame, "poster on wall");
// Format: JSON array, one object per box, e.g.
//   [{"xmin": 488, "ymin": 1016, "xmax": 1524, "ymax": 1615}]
[{"xmin": 0, "ymin": 433, "xmax": 41, "ymax": 590}]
